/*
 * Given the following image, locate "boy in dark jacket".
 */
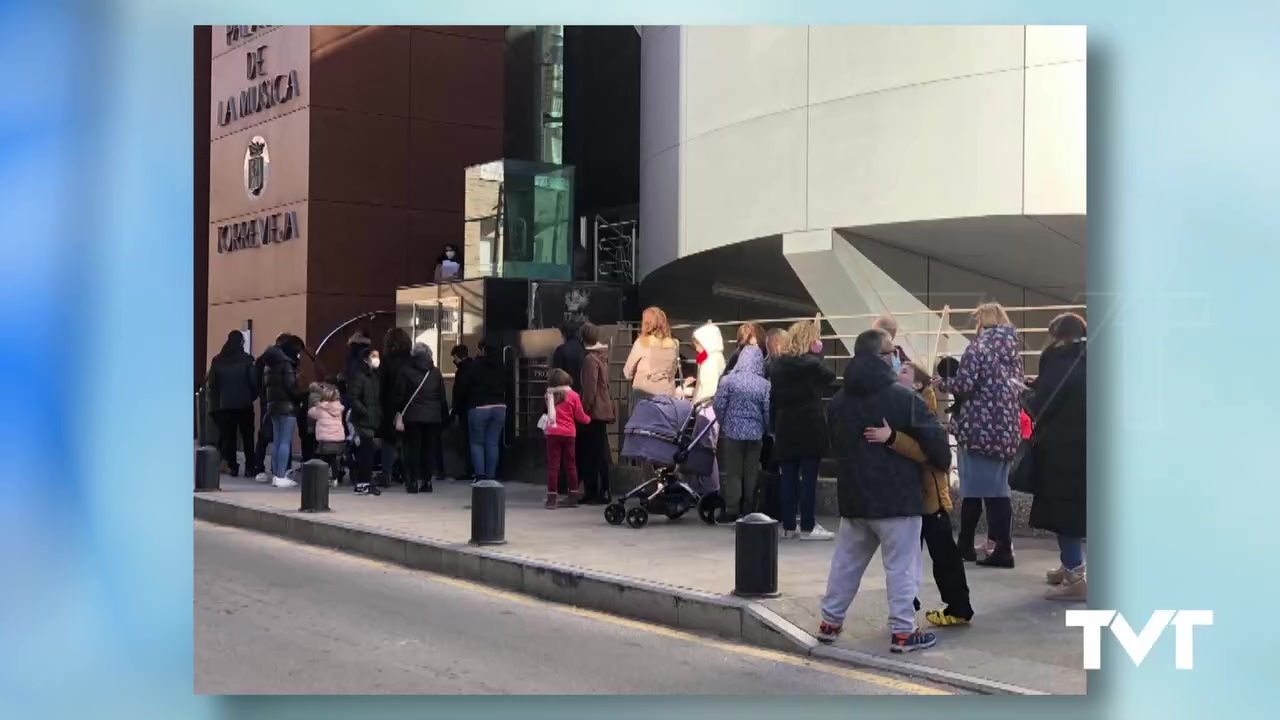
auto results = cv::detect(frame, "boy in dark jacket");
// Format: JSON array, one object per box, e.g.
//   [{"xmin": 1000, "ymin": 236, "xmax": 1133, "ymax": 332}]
[
  {"xmin": 818, "ymin": 329, "xmax": 951, "ymax": 654},
  {"xmin": 346, "ymin": 345, "xmax": 383, "ymax": 496}
]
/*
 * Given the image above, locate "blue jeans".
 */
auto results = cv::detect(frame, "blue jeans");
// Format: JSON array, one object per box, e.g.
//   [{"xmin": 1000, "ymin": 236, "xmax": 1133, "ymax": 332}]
[
  {"xmin": 779, "ymin": 456, "xmax": 820, "ymax": 532},
  {"xmin": 270, "ymin": 415, "xmax": 297, "ymax": 478},
  {"xmin": 1058, "ymin": 534, "xmax": 1086, "ymax": 570},
  {"xmin": 468, "ymin": 406, "xmax": 507, "ymax": 480}
]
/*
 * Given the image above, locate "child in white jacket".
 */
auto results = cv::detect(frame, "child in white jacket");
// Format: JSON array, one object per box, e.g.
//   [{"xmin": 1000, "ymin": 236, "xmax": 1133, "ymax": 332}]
[{"xmin": 683, "ymin": 323, "xmax": 725, "ymax": 494}]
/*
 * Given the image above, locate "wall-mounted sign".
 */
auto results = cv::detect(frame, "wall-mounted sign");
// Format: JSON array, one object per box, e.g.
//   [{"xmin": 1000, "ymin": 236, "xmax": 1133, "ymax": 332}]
[
  {"xmin": 217, "ymin": 211, "xmax": 301, "ymax": 254},
  {"xmin": 243, "ymin": 136, "xmax": 269, "ymax": 198},
  {"xmin": 216, "ymin": 43, "xmax": 301, "ymax": 128}
]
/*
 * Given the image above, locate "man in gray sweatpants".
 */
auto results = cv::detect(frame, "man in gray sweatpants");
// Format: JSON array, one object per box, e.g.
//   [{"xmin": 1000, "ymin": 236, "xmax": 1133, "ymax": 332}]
[
  {"xmin": 821, "ymin": 516, "xmax": 923, "ymax": 639},
  {"xmin": 819, "ymin": 329, "xmax": 953, "ymax": 653}
]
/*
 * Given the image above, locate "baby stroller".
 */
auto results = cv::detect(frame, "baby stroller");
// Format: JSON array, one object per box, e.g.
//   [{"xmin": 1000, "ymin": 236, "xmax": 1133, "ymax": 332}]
[{"xmin": 607, "ymin": 395, "xmax": 725, "ymax": 529}]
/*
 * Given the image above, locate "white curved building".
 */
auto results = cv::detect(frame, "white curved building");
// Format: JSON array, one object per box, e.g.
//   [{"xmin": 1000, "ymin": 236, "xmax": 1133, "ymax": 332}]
[{"xmin": 639, "ymin": 25, "xmax": 1085, "ymax": 358}]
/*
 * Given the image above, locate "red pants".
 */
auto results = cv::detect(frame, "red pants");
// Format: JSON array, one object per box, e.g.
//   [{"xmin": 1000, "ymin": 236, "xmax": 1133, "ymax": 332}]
[{"xmin": 546, "ymin": 436, "xmax": 580, "ymax": 494}]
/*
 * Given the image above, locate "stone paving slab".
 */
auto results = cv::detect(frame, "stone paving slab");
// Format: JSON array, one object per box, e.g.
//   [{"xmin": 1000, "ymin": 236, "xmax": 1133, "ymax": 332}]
[{"xmin": 198, "ymin": 474, "xmax": 1084, "ymax": 694}]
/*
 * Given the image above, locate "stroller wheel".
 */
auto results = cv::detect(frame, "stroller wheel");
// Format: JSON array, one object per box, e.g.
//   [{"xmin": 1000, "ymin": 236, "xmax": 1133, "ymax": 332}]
[
  {"xmin": 604, "ymin": 503, "xmax": 626, "ymax": 526},
  {"xmin": 698, "ymin": 494, "xmax": 725, "ymax": 525},
  {"xmin": 625, "ymin": 507, "xmax": 650, "ymax": 529}
]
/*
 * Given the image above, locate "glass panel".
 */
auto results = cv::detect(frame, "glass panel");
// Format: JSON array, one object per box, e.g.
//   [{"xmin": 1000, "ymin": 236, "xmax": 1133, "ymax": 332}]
[
  {"xmin": 538, "ymin": 25, "xmax": 564, "ymax": 165},
  {"xmin": 462, "ymin": 159, "xmax": 574, "ymax": 282},
  {"xmin": 464, "ymin": 162, "xmax": 504, "ymax": 279},
  {"xmin": 437, "ymin": 279, "xmax": 487, "ymax": 379}
]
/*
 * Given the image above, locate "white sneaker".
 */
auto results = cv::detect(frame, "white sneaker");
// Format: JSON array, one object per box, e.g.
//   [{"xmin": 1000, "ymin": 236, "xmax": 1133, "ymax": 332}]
[
  {"xmin": 801, "ymin": 524, "xmax": 835, "ymax": 541},
  {"xmin": 271, "ymin": 476, "xmax": 298, "ymax": 488},
  {"xmin": 781, "ymin": 529, "xmax": 799, "ymax": 540},
  {"xmin": 254, "ymin": 472, "xmax": 271, "ymax": 483}
]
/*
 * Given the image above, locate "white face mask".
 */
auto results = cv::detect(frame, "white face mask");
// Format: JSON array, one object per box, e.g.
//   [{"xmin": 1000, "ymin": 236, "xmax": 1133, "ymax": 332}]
[
  {"xmin": 370, "ymin": 357, "xmax": 381, "ymax": 369},
  {"xmin": 445, "ymin": 250, "xmax": 456, "ymax": 260}
]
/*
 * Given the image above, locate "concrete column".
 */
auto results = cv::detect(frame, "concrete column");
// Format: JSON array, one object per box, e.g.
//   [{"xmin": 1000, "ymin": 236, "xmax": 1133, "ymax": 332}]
[{"xmin": 781, "ymin": 228, "xmax": 968, "ymax": 363}]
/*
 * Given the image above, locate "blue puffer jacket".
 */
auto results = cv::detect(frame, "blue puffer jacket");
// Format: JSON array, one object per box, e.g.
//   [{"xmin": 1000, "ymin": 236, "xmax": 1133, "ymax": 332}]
[{"xmin": 712, "ymin": 345, "xmax": 771, "ymax": 441}]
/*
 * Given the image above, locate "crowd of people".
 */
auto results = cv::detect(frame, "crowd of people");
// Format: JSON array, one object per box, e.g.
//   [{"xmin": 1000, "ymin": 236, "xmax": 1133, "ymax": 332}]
[
  {"xmin": 206, "ymin": 299, "xmax": 1087, "ymax": 655},
  {"xmin": 597, "ymin": 302, "xmax": 1087, "ymax": 653},
  {"xmin": 204, "ymin": 327, "xmax": 512, "ymax": 498}
]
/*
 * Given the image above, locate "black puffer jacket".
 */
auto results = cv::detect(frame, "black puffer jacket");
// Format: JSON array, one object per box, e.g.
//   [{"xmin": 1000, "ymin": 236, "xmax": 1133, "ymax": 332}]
[
  {"xmin": 1028, "ymin": 340, "xmax": 1087, "ymax": 538},
  {"xmin": 394, "ymin": 352, "xmax": 449, "ymax": 425},
  {"xmin": 346, "ymin": 362, "xmax": 382, "ymax": 437},
  {"xmin": 261, "ymin": 344, "xmax": 304, "ymax": 417},
  {"xmin": 767, "ymin": 353, "xmax": 837, "ymax": 462},
  {"xmin": 208, "ymin": 342, "xmax": 256, "ymax": 411},
  {"xmin": 827, "ymin": 354, "xmax": 952, "ymax": 520}
]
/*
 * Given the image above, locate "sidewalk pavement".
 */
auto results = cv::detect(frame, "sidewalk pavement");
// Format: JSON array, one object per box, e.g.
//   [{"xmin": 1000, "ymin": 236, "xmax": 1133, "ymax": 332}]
[{"xmin": 196, "ymin": 475, "xmax": 1085, "ymax": 695}]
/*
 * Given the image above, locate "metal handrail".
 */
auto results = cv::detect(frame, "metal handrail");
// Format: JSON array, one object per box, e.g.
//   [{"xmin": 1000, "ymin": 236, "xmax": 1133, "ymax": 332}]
[
  {"xmin": 666, "ymin": 304, "xmax": 1086, "ymax": 331},
  {"xmin": 503, "ymin": 345, "xmax": 517, "ymax": 448}
]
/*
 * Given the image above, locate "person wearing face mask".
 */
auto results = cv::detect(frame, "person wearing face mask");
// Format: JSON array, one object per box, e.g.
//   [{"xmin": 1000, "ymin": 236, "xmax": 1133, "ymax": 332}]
[
  {"xmin": 767, "ymin": 318, "xmax": 838, "ymax": 540},
  {"xmin": 817, "ymin": 329, "xmax": 952, "ymax": 652},
  {"xmin": 435, "ymin": 244, "xmax": 463, "ymax": 282},
  {"xmin": 872, "ymin": 315, "xmax": 911, "ymax": 371},
  {"xmin": 867, "ymin": 359, "xmax": 974, "ymax": 627},
  {"xmin": 346, "ymin": 345, "xmax": 384, "ymax": 496}
]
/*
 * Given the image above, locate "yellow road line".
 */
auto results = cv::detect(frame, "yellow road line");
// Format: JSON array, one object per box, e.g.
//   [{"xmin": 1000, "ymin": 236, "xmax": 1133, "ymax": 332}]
[{"xmin": 201, "ymin": 521, "xmax": 953, "ymax": 695}]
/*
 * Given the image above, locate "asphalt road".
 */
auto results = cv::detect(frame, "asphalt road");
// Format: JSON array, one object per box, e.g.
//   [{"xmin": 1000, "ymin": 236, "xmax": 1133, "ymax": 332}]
[{"xmin": 194, "ymin": 522, "xmax": 956, "ymax": 695}]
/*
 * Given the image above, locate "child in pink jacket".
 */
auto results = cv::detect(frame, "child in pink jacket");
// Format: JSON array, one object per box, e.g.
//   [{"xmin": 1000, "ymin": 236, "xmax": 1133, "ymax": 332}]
[
  {"xmin": 307, "ymin": 383, "xmax": 346, "ymax": 485},
  {"xmin": 543, "ymin": 369, "xmax": 591, "ymax": 509}
]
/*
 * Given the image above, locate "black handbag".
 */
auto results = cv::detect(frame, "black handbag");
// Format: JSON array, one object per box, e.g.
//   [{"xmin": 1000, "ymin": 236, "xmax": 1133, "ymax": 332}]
[{"xmin": 1009, "ymin": 439, "xmax": 1036, "ymax": 494}]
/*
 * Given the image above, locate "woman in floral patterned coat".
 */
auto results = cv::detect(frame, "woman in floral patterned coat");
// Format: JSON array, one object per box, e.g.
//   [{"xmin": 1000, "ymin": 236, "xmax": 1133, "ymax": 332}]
[{"xmin": 937, "ymin": 303, "xmax": 1024, "ymax": 568}]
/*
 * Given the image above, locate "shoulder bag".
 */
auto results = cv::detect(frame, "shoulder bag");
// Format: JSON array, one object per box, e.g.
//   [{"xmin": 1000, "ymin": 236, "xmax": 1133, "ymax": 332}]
[{"xmin": 394, "ymin": 369, "xmax": 431, "ymax": 433}]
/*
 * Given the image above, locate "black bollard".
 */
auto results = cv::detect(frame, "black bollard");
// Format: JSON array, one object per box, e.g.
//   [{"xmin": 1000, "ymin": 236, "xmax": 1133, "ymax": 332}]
[
  {"xmin": 470, "ymin": 480, "xmax": 507, "ymax": 545},
  {"xmin": 195, "ymin": 446, "xmax": 221, "ymax": 492},
  {"xmin": 299, "ymin": 459, "xmax": 331, "ymax": 513},
  {"xmin": 733, "ymin": 512, "xmax": 780, "ymax": 598}
]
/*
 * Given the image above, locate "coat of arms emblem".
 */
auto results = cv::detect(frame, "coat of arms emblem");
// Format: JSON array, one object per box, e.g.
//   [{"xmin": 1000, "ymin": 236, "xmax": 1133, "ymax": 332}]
[
  {"xmin": 565, "ymin": 289, "xmax": 590, "ymax": 314},
  {"xmin": 243, "ymin": 136, "xmax": 269, "ymax": 198}
]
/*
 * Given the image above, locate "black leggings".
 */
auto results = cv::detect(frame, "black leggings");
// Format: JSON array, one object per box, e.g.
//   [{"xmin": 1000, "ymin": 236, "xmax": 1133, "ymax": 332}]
[
  {"xmin": 579, "ymin": 420, "xmax": 612, "ymax": 499},
  {"xmin": 212, "ymin": 409, "xmax": 254, "ymax": 471},
  {"xmin": 402, "ymin": 422, "xmax": 443, "ymax": 484},
  {"xmin": 921, "ymin": 510, "xmax": 973, "ymax": 617},
  {"xmin": 959, "ymin": 496, "xmax": 1013, "ymax": 547}
]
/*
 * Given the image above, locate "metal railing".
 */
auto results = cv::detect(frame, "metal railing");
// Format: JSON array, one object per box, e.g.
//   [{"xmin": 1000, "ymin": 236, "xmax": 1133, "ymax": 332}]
[
  {"xmin": 497, "ymin": 304, "xmax": 1081, "ymax": 465},
  {"xmin": 600, "ymin": 304, "xmax": 1084, "ymax": 459}
]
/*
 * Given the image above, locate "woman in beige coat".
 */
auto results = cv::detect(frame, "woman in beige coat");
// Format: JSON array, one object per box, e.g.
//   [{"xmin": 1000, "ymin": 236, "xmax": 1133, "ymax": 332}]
[{"xmin": 624, "ymin": 307, "xmax": 680, "ymax": 408}]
